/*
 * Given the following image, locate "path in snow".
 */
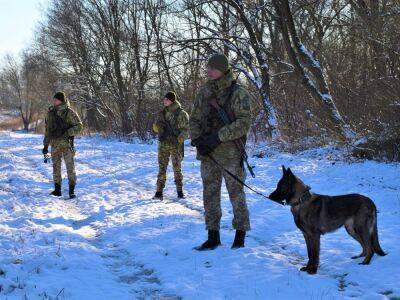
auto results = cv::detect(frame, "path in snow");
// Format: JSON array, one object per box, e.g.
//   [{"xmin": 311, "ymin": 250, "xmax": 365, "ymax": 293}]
[{"xmin": 0, "ymin": 131, "xmax": 399, "ymax": 299}]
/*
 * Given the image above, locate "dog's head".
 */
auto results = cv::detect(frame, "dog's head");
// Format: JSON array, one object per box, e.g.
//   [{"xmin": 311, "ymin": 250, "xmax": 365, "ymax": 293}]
[{"xmin": 269, "ymin": 165, "xmax": 297, "ymax": 205}]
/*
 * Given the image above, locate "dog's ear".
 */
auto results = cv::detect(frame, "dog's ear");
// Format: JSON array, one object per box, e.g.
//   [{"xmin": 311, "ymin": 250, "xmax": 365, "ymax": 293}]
[
  {"xmin": 287, "ymin": 168, "xmax": 294, "ymax": 176},
  {"xmin": 282, "ymin": 165, "xmax": 287, "ymax": 174}
]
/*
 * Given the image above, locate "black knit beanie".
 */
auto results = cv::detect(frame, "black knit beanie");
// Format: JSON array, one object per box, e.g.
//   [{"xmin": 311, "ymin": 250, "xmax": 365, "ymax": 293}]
[
  {"xmin": 53, "ymin": 92, "xmax": 66, "ymax": 103},
  {"xmin": 165, "ymin": 91, "xmax": 176, "ymax": 102}
]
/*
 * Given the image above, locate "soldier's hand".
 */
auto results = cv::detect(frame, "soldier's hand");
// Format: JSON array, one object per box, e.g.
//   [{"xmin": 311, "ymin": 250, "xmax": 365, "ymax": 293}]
[
  {"xmin": 196, "ymin": 143, "xmax": 212, "ymax": 156},
  {"xmin": 190, "ymin": 136, "xmax": 211, "ymax": 155},
  {"xmin": 152, "ymin": 123, "xmax": 159, "ymax": 133},
  {"xmin": 178, "ymin": 135, "xmax": 185, "ymax": 144},
  {"xmin": 191, "ymin": 137, "xmax": 201, "ymax": 147},
  {"xmin": 42, "ymin": 147, "xmax": 48, "ymax": 155},
  {"xmin": 202, "ymin": 132, "xmax": 221, "ymax": 150}
]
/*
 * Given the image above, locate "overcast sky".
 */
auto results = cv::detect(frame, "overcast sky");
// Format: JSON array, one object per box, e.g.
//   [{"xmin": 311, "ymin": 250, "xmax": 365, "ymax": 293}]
[{"xmin": 0, "ymin": 0, "xmax": 49, "ymax": 59}]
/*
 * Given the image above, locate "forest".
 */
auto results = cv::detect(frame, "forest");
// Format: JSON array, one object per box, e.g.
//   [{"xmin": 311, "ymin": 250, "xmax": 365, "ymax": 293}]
[{"xmin": 0, "ymin": 0, "xmax": 399, "ymax": 159}]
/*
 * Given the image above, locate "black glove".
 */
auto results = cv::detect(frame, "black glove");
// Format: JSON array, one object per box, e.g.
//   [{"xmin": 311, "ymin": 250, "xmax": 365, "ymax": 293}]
[
  {"xmin": 191, "ymin": 138, "xmax": 201, "ymax": 147},
  {"xmin": 191, "ymin": 133, "xmax": 221, "ymax": 156},
  {"xmin": 196, "ymin": 143, "xmax": 213, "ymax": 156},
  {"xmin": 42, "ymin": 147, "xmax": 48, "ymax": 155},
  {"xmin": 202, "ymin": 132, "xmax": 221, "ymax": 150}
]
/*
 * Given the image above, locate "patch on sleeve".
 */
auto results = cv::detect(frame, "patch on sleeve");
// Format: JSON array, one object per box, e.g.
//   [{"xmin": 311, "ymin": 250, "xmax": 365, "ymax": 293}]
[{"xmin": 236, "ymin": 90, "xmax": 251, "ymax": 111}]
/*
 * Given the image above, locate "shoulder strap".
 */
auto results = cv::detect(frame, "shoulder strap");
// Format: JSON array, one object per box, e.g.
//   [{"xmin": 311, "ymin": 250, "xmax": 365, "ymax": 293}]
[
  {"xmin": 62, "ymin": 107, "xmax": 71, "ymax": 119},
  {"xmin": 174, "ymin": 106, "xmax": 183, "ymax": 119},
  {"xmin": 221, "ymin": 81, "xmax": 239, "ymax": 119},
  {"xmin": 171, "ymin": 107, "xmax": 183, "ymax": 134},
  {"xmin": 162, "ymin": 108, "xmax": 181, "ymax": 137}
]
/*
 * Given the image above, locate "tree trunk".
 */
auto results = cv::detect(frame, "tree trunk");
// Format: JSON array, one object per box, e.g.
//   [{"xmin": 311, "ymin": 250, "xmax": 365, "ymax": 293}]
[{"xmin": 273, "ymin": 0, "xmax": 355, "ymax": 141}]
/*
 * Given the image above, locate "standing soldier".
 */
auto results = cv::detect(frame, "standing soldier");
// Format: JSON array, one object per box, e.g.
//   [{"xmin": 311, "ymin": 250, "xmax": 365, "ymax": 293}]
[
  {"xmin": 190, "ymin": 53, "xmax": 252, "ymax": 250},
  {"xmin": 42, "ymin": 92, "xmax": 83, "ymax": 199},
  {"xmin": 152, "ymin": 91, "xmax": 189, "ymax": 200}
]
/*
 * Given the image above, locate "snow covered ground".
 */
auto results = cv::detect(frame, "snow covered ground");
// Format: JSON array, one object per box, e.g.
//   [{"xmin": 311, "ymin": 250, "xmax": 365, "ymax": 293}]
[{"xmin": 0, "ymin": 131, "xmax": 399, "ymax": 299}]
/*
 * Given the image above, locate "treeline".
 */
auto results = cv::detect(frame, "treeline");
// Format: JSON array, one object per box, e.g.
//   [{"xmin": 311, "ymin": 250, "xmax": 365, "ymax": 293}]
[{"xmin": 0, "ymin": 0, "xmax": 399, "ymax": 158}]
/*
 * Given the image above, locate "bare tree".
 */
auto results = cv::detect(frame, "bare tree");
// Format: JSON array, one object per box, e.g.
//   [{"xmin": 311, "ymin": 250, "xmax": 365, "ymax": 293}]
[
  {"xmin": 0, "ymin": 54, "xmax": 55, "ymax": 131},
  {"xmin": 2, "ymin": 0, "xmax": 397, "ymax": 158}
]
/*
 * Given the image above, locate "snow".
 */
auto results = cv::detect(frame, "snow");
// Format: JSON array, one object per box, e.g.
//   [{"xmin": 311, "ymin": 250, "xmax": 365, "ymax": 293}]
[
  {"xmin": 261, "ymin": 94, "xmax": 279, "ymax": 136},
  {"xmin": 299, "ymin": 44, "xmax": 321, "ymax": 69},
  {"xmin": 0, "ymin": 131, "xmax": 399, "ymax": 299}
]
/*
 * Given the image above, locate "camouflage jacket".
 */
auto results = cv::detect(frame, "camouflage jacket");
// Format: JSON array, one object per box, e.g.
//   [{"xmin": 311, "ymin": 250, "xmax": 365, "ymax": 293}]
[
  {"xmin": 189, "ymin": 70, "xmax": 252, "ymax": 162},
  {"xmin": 43, "ymin": 98, "xmax": 83, "ymax": 149},
  {"xmin": 155, "ymin": 100, "xmax": 189, "ymax": 147}
]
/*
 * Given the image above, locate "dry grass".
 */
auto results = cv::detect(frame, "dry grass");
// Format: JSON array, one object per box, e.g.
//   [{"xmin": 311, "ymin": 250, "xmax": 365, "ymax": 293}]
[{"xmin": 0, "ymin": 116, "xmax": 23, "ymax": 131}]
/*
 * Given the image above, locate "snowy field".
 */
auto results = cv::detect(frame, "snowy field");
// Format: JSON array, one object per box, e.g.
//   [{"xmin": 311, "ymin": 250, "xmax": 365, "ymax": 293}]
[{"xmin": 0, "ymin": 131, "xmax": 399, "ymax": 299}]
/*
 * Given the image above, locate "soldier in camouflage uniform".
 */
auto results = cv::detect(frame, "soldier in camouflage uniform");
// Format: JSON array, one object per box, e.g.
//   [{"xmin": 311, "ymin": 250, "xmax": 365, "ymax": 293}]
[
  {"xmin": 190, "ymin": 54, "xmax": 252, "ymax": 250},
  {"xmin": 43, "ymin": 92, "xmax": 83, "ymax": 199},
  {"xmin": 153, "ymin": 92, "xmax": 189, "ymax": 200}
]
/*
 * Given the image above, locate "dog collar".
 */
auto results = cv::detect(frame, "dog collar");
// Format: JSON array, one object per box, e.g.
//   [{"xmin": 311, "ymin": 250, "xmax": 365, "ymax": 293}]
[
  {"xmin": 292, "ymin": 187, "xmax": 312, "ymax": 207},
  {"xmin": 300, "ymin": 189, "xmax": 312, "ymax": 203}
]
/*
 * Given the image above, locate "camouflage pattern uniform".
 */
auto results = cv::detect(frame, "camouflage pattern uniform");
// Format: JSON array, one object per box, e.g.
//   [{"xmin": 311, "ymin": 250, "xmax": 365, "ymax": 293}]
[
  {"xmin": 189, "ymin": 69, "xmax": 252, "ymax": 231},
  {"xmin": 154, "ymin": 100, "xmax": 189, "ymax": 192},
  {"xmin": 43, "ymin": 98, "xmax": 83, "ymax": 186}
]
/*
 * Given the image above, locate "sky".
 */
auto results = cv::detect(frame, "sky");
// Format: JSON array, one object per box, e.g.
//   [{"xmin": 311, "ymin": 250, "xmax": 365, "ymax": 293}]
[{"xmin": 0, "ymin": 0, "xmax": 49, "ymax": 59}]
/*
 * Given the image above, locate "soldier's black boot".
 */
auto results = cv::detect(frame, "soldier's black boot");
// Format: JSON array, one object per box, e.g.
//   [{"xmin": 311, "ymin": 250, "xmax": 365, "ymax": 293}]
[
  {"xmin": 69, "ymin": 184, "xmax": 76, "ymax": 199},
  {"xmin": 153, "ymin": 191, "xmax": 163, "ymax": 200},
  {"xmin": 194, "ymin": 230, "xmax": 221, "ymax": 251},
  {"xmin": 50, "ymin": 183, "xmax": 62, "ymax": 197},
  {"xmin": 177, "ymin": 190, "xmax": 185, "ymax": 199},
  {"xmin": 231, "ymin": 230, "xmax": 246, "ymax": 249}
]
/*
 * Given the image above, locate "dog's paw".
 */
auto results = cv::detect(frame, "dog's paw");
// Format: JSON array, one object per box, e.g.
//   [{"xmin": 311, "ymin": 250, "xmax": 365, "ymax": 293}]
[
  {"xmin": 300, "ymin": 266, "xmax": 309, "ymax": 272},
  {"xmin": 300, "ymin": 266, "xmax": 317, "ymax": 274},
  {"xmin": 359, "ymin": 261, "xmax": 370, "ymax": 265},
  {"xmin": 307, "ymin": 268, "xmax": 317, "ymax": 274}
]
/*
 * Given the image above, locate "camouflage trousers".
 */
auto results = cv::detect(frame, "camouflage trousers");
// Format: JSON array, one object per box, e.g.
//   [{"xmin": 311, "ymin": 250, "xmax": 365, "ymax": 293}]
[
  {"xmin": 201, "ymin": 157, "xmax": 250, "ymax": 231},
  {"xmin": 156, "ymin": 142, "xmax": 183, "ymax": 192},
  {"xmin": 51, "ymin": 147, "xmax": 76, "ymax": 186}
]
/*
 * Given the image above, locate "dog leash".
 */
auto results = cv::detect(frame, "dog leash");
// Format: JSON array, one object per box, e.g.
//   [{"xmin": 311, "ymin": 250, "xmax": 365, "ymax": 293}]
[{"xmin": 206, "ymin": 154, "xmax": 284, "ymax": 205}]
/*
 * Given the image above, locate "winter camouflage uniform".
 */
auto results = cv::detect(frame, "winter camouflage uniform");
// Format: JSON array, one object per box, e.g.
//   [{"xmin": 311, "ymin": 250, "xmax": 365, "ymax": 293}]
[
  {"xmin": 189, "ymin": 69, "xmax": 252, "ymax": 231},
  {"xmin": 154, "ymin": 100, "xmax": 189, "ymax": 192},
  {"xmin": 43, "ymin": 98, "xmax": 83, "ymax": 186}
]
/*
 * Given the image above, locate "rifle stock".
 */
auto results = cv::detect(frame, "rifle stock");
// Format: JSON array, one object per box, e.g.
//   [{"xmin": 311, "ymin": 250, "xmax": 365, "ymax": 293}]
[{"xmin": 160, "ymin": 111, "xmax": 184, "ymax": 158}]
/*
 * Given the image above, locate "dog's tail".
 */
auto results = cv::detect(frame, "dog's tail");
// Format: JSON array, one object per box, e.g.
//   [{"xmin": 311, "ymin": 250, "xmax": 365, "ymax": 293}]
[{"xmin": 372, "ymin": 212, "xmax": 387, "ymax": 256}]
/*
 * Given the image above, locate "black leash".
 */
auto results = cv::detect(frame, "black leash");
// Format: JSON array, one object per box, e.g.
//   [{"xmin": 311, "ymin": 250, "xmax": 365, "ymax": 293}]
[{"xmin": 206, "ymin": 154, "xmax": 284, "ymax": 205}]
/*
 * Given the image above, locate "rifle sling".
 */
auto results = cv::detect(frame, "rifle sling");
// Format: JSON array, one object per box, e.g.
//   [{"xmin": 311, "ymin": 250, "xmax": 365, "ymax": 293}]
[{"xmin": 206, "ymin": 154, "xmax": 282, "ymax": 205}]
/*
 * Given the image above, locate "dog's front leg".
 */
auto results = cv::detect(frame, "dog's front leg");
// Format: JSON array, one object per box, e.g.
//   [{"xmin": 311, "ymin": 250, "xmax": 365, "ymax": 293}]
[
  {"xmin": 301, "ymin": 232, "xmax": 320, "ymax": 274},
  {"xmin": 301, "ymin": 232, "xmax": 312, "ymax": 272}
]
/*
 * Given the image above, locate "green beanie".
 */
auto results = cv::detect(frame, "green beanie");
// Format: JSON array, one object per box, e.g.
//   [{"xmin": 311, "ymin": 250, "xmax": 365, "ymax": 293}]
[
  {"xmin": 207, "ymin": 53, "xmax": 230, "ymax": 73},
  {"xmin": 53, "ymin": 92, "xmax": 66, "ymax": 103}
]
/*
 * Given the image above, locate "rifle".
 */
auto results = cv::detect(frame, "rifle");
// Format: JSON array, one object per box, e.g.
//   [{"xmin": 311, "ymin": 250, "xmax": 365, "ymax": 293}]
[
  {"xmin": 208, "ymin": 85, "xmax": 255, "ymax": 178},
  {"xmin": 160, "ymin": 111, "xmax": 184, "ymax": 157},
  {"xmin": 50, "ymin": 109, "xmax": 72, "ymax": 139}
]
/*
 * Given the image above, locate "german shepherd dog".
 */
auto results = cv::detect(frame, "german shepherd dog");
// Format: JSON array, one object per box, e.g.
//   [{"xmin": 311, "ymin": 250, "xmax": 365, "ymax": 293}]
[{"xmin": 269, "ymin": 166, "xmax": 386, "ymax": 274}]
